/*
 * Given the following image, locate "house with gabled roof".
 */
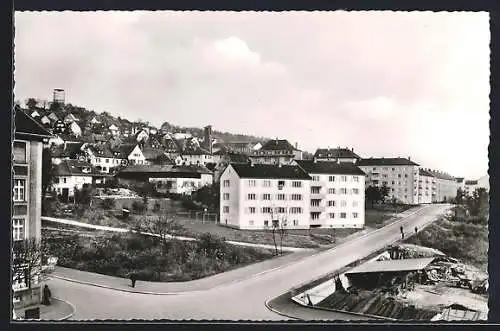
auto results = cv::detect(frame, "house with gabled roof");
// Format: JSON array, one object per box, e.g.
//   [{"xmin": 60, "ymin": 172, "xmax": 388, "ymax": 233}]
[
  {"xmin": 314, "ymin": 147, "xmax": 361, "ymax": 164},
  {"xmin": 113, "ymin": 144, "xmax": 146, "ymax": 166},
  {"xmin": 30, "ymin": 110, "xmax": 41, "ymax": 118},
  {"xmin": 181, "ymin": 146, "xmax": 214, "ymax": 166},
  {"xmin": 63, "ymin": 113, "xmax": 79, "ymax": 124},
  {"xmin": 40, "ymin": 115, "xmax": 51, "ymax": 126},
  {"xmin": 219, "ymin": 163, "xmax": 311, "ymax": 230},
  {"xmin": 47, "ymin": 112, "xmax": 59, "ymax": 122},
  {"xmin": 68, "ymin": 121, "xmax": 82, "ymax": 137},
  {"xmin": 249, "ymin": 138, "xmax": 302, "ymax": 165},
  {"xmin": 82, "ymin": 143, "xmax": 124, "ymax": 174},
  {"xmin": 52, "ymin": 160, "xmax": 94, "ymax": 200},
  {"xmin": 108, "ymin": 124, "xmax": 120, "ymax": 136}
]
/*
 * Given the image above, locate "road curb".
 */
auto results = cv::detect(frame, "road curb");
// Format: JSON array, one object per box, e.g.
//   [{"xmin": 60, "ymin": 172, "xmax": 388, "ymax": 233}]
[
  {"xmin": 53, "ymin": 298, "xmax": 76, "ymax": 321},
  {"xmin": 264, "ymin": 299, "xmax": 301, "ymax": 320}
]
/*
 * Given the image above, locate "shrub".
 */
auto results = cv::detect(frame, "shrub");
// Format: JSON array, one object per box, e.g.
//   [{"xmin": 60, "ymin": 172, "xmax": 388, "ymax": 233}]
[
  {"xmin": 101, "ymin": 198, "xmax": 116, "ymax": 210},
  {"xmin": 153, "ymin": 202, "xmax": 161, "ymax": 212},
  {"xmin": 132, "ymin": 201, "xmax": 146, "ymax": 213}
]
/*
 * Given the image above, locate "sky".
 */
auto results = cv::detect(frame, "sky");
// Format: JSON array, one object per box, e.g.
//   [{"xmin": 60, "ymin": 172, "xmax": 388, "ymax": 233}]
[{"xmin": 13, "ymin": 11, "xmax": 490, "ymax": 179}]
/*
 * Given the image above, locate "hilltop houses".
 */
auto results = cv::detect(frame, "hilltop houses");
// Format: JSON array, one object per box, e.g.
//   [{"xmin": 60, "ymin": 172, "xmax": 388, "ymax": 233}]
[{"xmin": 249, "ymin": 139, "xmax": 302, "ymax": 165}]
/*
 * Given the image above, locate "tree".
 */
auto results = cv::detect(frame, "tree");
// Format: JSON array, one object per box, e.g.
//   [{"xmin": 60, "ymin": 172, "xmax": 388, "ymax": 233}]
[
  {"xmin": 365, "ymin": 186, "xmax": 381, "ymax": 208},
  {"xmin": 380, "ymin": 184, "xmax": 390, "ymax": 203},
  {"xmin": 139, "ymin": 214, "xmax": 184, "ymax": 253},
  {"xmin": 26, "ymin": 98, "xmax": 38, "ymax": 110},
  {"xmin": 192, "ymin": 182, "xmax": 220, "ymax": 211},
  {"xmin": 466, "ymin": 188, "xmax": 489, "ymax": 217},
  {"xmin": 266, "ymin": 207, "xmax": 288, "ymax": 256},
  {"xmin": 12, "ymin": 238, "xmax": 49, "ymax": 291},
  {"xmin": 455, "ymin": 188, "xmax": 465, "ymax": 205},
  {"xmin": 277, "ymin": 217, "xmax": 288, "ymax": 256},
  {"xmin": 41, "ymin": 148, "xmax": 53, "ymax": 199}
]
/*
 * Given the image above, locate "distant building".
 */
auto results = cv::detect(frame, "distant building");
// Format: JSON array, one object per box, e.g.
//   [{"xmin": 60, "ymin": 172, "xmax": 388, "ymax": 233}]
[
  {"xmin": 108, "ymin": 124, "xmax": 120, "ymax": 136},
  {"xmin": 464, "ymin": 175, "xmax": 489, "ymax": 196},
  {"xmin": 357, "ymin": 157, "xmax": 420, "ymax": 205},
  {"xmin": 249, "ymin": 139, "xmax": 302, "ymax": 165},
  {"xmin": 417, "ymin": 169, "xmax": 435, "ymax": 204},
  {"xmin": 181, "ymin": 147, "xmax": 214, "ymax": 166},
  {"xmin": 424, "ymin": 169, "xmax": 458, "ymax": 203},
  {"xmin": 219, "ymin": 163, "xmax": 311, "ymax": 230},
  {"xmin": 52, "ymin": 160, "xmax": 94, "ymax": 200},
  {"xmin": 295, "ymin": 160, "xmax": 366, "ymax": 228},
  {"xmin": 63, "ymin": 113, "xmax": 79, "ymax": 124},
  {"xmin": 313, "ymin": 147, "xmax": 361, "ymax": 164},
  {"xmin": 12, "ymin": 109, "xmax": 52, "ymax": 314}
]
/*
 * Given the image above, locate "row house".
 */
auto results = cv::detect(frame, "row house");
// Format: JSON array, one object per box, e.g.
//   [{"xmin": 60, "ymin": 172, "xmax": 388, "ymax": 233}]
[
  {"xmin": 12, "ymin": 109, "xmax": 52, "ymax": 315},
  {"xmin": 357, "ymin": 157, "xmax": 420, "ymax": 205},
  {"xmin": 425, "ymin": 169, "xmax": 459, "ymax": 203},
  {"xmin": 116, "ymin": 164, "xmax": 213, "ymax": 195},
  {"xmin": 249, "ymin": 139, "xmax": 302, "ymax": 165},
  {"xmin": 313, "ymin": 147, "xmax": 361, "ymax": 164},
  {"xmin": 295, "ymin": 160, "xmax": 366, "ymax": 229},
  {"xmin": 219, "ymin": 163, "xmax": 312, "ymax": 230}
]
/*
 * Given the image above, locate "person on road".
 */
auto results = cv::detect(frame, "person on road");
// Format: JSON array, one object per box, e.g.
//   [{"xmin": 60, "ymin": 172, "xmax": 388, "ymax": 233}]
[
  {"xmin": 130, "ymin": 272, "xmax": 137, "ymax": 288},
  {"xmin": 415, "ymin": 226, "xmax": 418, "ymax": 235},
  {"xmin": 400, "ymin": 225, "xmax": 405, "ymax": 240},
  {"xmin": 42, "ymin": 284, "xmax": 52, "ymax": 305}
]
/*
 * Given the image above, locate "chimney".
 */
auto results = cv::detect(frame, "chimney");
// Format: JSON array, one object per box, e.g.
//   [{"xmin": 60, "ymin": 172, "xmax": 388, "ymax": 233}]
[
  {"xmin": 408, "ymin": 156, "xmax": 411, "ymax": 161},
  {"xmin": 295, "ymin": 142, "xmax": 298, "ymax": 149},
  {"xmin": 352, "ymin": 147, "xmax": 354, "ymax": 152},
  {"xmin": 275, "ymin": 137, "xmax": 278, "ymax": 145}
]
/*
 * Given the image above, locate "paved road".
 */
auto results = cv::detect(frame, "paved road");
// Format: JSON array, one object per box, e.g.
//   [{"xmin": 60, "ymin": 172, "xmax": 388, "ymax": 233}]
[{"xmin": 48, "ymin": 204, "xmax": 451, "ymax": 320}]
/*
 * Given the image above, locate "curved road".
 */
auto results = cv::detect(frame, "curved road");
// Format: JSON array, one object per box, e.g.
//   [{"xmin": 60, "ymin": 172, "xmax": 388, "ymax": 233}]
[{"xmin": 48, "ymin": 204, "xmax": 451, "ymax": 320}]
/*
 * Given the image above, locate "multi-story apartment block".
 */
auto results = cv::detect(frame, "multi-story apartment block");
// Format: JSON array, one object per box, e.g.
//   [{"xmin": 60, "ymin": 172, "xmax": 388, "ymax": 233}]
[
  {"xmin": 249, "ymin": 139, "xmax": 302, "ymax": 165},
  {"xmin": 416, "ymin": 169, "xmax": 434, "ymax": 204},
  {"xmin": 357, "ymin": 157, "xmax": 420, "ymax": 205},
  {"xmin": 313, "ymin": 147, "xmax": 361, "ymax": 164},
  {"xmin": 425, "ymin": 169, "xmax": 459, "ymax": 203},
  {"xmin": 12, "ymin": 109, "xmax": 51, "ymax": 315},
  {"xmin": 295, "ymin": 160, "xmax": 366, "ymax": 228},
  {"xmin": 219, "ymin": 163, "xmax": 311, "ymax": 230}
]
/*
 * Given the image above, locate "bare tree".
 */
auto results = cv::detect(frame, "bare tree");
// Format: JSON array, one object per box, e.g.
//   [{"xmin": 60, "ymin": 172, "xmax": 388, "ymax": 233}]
[
  {"xmin": 12, "ymin": 238, "xmax": 49, "ymax": 291},
  {"xmin": 266, "ymin": 207, "xmax": 288, "ymax": 256},
  {"xmin": 139, "ymin": 213, "xmax": 184, "ymax": 254},
  {"xmin": 277, "ymin": 215, "xmax": 288, "ymax": 256}
]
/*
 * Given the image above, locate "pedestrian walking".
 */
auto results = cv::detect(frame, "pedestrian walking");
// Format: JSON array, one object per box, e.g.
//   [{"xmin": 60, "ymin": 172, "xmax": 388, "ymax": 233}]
[
  {"xmin": 130, "ymin": 272, "xmax": 137, "ymax": 288},
  {"xmin": 414, "ymin": 226, "xmax": 418, "ymax": 235},
  {"xmin": 400, "ymin": 225, "xmax": 403, "ymax": 234},
  {"xmin": 42, "ymin": 284, "xmax": 52, "ymax": 305}
]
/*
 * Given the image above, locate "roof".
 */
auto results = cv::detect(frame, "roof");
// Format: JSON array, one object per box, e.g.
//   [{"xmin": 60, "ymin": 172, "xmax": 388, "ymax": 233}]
[
  {"xmin": 465, "ymin": 180, "xmax": 478, "ymax": 185},
  {"xmin": 117, "ymin": 164, "xmax": 212, "ymax": 177},
  {"xmin": 314, "ymin": 148, "xmax": 361, "ymax": 159},
  {"xmin": 53, "ymin": 159, "xmax": 97, "ymax": 177},
  {"xmin": 183, "ymin": 146, "xmax": 212, "ymax": 156},
  {"xmin": 51, "ymin": 142, "xmax": 85, "ymax": 158},
  {"xmin": 230, "ymin": 163, "xmax": 311, "ymax": 180},
  {"xmin": 260, "ymin": 139, "xmax": 298, "ymax": 151},
  {"xmin": 345, "ymin": 257, "xmax": 436, "ymax": 275},
  {"xmin": 112, "ymin": 144, "xmax": 137, "ymax": 159},
  {"xmin": 295, "ymin": 160, "xmax": 366, "ymax": 176},
  {"xmin": 227, "ymin": 153, "xmax": 249, "ymax": 164},
  {"xmin": 15, "ymin": 109, "xmax": 52, "ymax": 141},
  {"xmin": 142, "ymin": 147, "xmax": 165, "ymax": 160},
  {"xmin": 88, "ymin": 144, "xmax": 115, "ymax": 158},
  {"xmin": 419, "ymin": 168, "xmax": 435, "ymax": 177},
  {"xmin": 425, "ymin": 169, "xmax": 456, "ymax": 181},
  {"xmin": 455, "ymin": 177, "xmax": 465, "ymax": 183},
  {"xmin": 357, "ymin": 157, "xmax": 420, "ymax": 167}
]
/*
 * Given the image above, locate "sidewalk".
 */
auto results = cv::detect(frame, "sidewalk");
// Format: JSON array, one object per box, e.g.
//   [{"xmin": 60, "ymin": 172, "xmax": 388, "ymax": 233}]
[{"xmin": 14, "ymin": 298, "xmax": 75, "ymax": 321}]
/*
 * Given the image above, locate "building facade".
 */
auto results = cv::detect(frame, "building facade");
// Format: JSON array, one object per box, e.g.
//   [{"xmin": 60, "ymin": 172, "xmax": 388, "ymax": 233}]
[
  {"xmin": 219, "ymin": 163, "xmax": 311, "ymax": 230},
  {"xmin": 249, "ymin": 139, "xmax": 302, "ymax": 165},
  {"xmin": 416, "ymin": 169, "xmax": 434, "ymax": 204},
  {"xmin": 313, "ymin": 147, "xmax": 361, "ymax": 164},
  {"xmin": 52, "ymin": 160, "xmax": 94, "ymax": 200},
  {"xmin": 357, "ymin": 157, "xmax": 420, "ymax": 205},
  {"xmin": 295, "ymin": 160, "xmax": 366, "ymax": 228},
  {"xmin": 426, "ymin": 169, "xmax": 459, "ymax": 203},
  {"xmin": 12, "ymin": 110, "xmax": 51, "ymax": 314}
]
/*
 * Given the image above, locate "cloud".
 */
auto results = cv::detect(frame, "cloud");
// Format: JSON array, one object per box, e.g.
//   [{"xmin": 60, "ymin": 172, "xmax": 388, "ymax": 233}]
[{"xmin": 13, "ymin": 11, "xmax": 490, "ymax": 178}]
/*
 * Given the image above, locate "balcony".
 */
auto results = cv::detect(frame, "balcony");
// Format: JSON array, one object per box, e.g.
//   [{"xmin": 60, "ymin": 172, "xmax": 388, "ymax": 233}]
[
  {"xmin": 311, "ymin": 180, "xmax": 327, "ymax": 187},
  {"xmin": 310, "ymin": 205, "xmax": 324, "ymax": 212},
  {"xmin": 310, "ymin": 192, "xmax": 327, "ymax": 199}
]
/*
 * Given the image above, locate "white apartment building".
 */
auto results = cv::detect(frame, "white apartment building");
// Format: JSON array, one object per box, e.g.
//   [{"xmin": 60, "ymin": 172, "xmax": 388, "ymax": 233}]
[
  {"xmin": 417, "ymin": 169, "xmax": 434, "ymax": 204},
  {"xmin": 357, "ymin": 157, "xmax": 420, "ymax": 205},
  {"xmin": 425, "ymin": 169, "xmax": 459, "ymax": 203},
  {"xmin": 295, "ymin": 160, "xmax": 366, "ymax": 228},
  {"xmin": 219, "ymin": 163, "xmax": 311, "ymax": 230}
]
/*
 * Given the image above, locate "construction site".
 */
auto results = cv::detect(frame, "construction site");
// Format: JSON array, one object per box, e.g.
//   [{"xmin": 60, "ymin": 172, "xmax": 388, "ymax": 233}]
[{"xmin": 302, "ymin": 244, "xmax": 488, "ymax": 321}]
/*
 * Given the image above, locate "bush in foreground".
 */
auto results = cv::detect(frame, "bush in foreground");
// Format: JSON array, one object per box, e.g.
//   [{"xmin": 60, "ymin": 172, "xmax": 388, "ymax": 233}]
[{"xmin": 43, "ymin": 231, "xmax": 275, "ymax": 282}]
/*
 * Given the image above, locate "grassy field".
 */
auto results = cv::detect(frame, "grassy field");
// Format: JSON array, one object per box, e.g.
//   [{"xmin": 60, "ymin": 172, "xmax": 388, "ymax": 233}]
[
  {"xmin": 405, "ymin": 212, "xmax": 488, "ymax": 271},
  {"xmin": 365, "ymin": 204, "xmax": 414, "ymax": 229}
]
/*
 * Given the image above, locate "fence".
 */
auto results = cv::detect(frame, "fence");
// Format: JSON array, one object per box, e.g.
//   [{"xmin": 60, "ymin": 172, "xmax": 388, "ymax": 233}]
[{"xmin": 173, "ymin": 210, "xmax": 219, "ymax": 224}]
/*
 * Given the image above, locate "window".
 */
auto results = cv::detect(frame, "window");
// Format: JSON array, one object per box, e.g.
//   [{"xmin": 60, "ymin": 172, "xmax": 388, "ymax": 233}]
[
  {"xmin": 276, "ymin": 207, "xmax": 286, "ymax": 213},
  {"xmin": 328, "ymin": 200, "xmax": 336, "ymax": 207},
  {"xmin": 277, "ymin": 194, "xmax": 286, "ymax": 200},
  {"xmin": 404, "ymin": 174, "xmax": 408, "ymax": 178},
  {"xmin": 311, "ymin": 212, "xmax": 320, "ymax": 220},
  {"xmin": 249, "ymin": 207, "xmax": 256, "ymax": 214},
  {"xmin": 293, "ymin": 220, "xmax": 299, "ymax": 226},
  {"xmin": 329, "ymin": 213, "xmax": 335, "ymax": 219},
  {"xmin": 353, "ymin": 201, "xmax": 359, "ymax": 207},
  {"xmin": 353, "ymin": 212, "xmax": 359, "ymax": 218},
  {"xmin": 248, "ymin": 180, "xmax": 256, "ymax": 187},
  {"xmin": 13, "ymin": 141, "xmax": 27, "ymax": 163},
  {"xmin": 340, "ymin": 188, "xmax": 347, "ymax": 194},
  {"xmin": 398, "ymin": 174, "xmax": 402, "ymax": 178},
  {"xmin": 328, "ymin": 188, "xmax": 336, "ymax": 194},
  {"xmin": 263, "ymin": 180, "xmax": 271, "ymax": 187},
  {"xmin": 290, "ymin": 207, "xmax": 302, "ymax": 214},
  {"xmin": 264, "ymin": 220, "xmax": 269, "ymax": 227},
  {"xmin": 341, "ymin": 200, "xmax": 347, "ymax": 207},
  {"xmin": 278, "ymin": 180, "xmax": 285, "ymax": 189},
  {"xmin": 340, "ymin": 175, "xmax": 347, "ymax": 182},
  {"xmin": 372, "ymin": 167, "xmax": 377, "ymax": 171},
  {"xmin": 292, "ymin": 181, "xmax": 302, "ymax": 188},
  {"xmin": 96, "ymin": 158, "xmax": 101, "ymax": 163},
  {"xmin": 340, "ymin": 212, "xmax": 347, "ymax": 219},
  {"xmin": 13, "ymin": 179, "xmax": 26, "ymax": 202},
  {"xmin": 328, "ymin": 176, "xmax": 335, "ymax": 182},
  {"xmin": 262, "ymin": 207, "xmax": 273, "ymax": 214},
  {"xmin": 63, "ymin": 177, "xmax": 67, "ymax": 184},
  {"xmin": 12, "ymin": 218, "xmax": 25, "ymax": 241},
  {"xmin": 249, "ymin": 220, "xmax": 254, "ymax": 226},
  {"xmin": 247, "ymin": 193, "xmax": 256, "ymax": 200},
  {"xmin": 311, "ymin": 199, "xmax": 320, "ymax": 207},
  {"xmin": 262, "ymin": 193, "xmax": 271, "ymax": 200},
  {"xmin": 291, "ymin": 194, "xmax": 302, "ymax": 201},
  {"xmin": 223, "ymin": 206, "xmax": 229, "ymax": 213},
  {"xmin": 105, "ymin": 158, "xmax": 109, "ymax": 163},
  {"xmin": 312, "ymin": 175, "xmax": 320, "ymax": 181},
  {"xmin": 352, "ymin": 188, "xmax": 359, "ymax": 194},
  {"xmin": 311, "ymin": 187, "xmax": 320, "ymax": 194},
  {"xmin": 223, "ymin": 193, "xmax": 230, "ymax": 200},
  {"xmin": 353, "ymin": 176, "xmax": 359, "ymax": 182},
  {"xmin": 223, "ymin": 180, "xmax": 230, "ymax": 187}
]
